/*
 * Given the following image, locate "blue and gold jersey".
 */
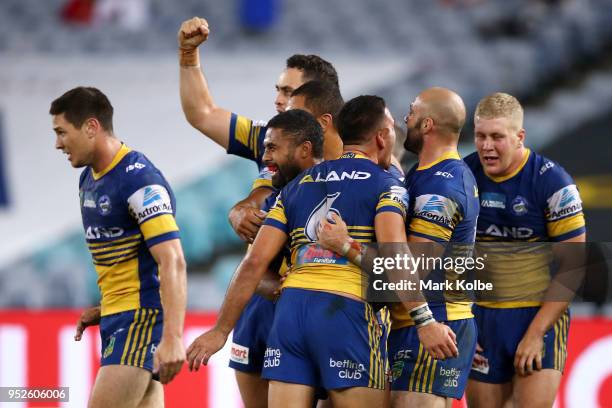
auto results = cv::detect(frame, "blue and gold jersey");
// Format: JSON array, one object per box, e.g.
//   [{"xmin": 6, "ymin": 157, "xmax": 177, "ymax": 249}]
[
  {"xmin": 227, "ymin": 113, "xmax": 273, "ymax": 191},
  {"xmin": 392, "ymin": 151, "xmax": 479, "ymax": 328},
  {"xmin": 464, "ymin": 149, "xmax": 586, "ymax": 307},
  {"xmin": 264, "ymin": 152, "xmax": 409, "ymax": 299},
  {"xmin": 79, "ymin": 144, "xmax": 180, "ymax": 316}
]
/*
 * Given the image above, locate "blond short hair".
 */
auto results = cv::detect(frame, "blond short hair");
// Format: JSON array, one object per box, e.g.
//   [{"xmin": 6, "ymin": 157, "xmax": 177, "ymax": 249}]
[{"xmin": 474, "ymin": 92, "xmax": 524, "ymax": 131}]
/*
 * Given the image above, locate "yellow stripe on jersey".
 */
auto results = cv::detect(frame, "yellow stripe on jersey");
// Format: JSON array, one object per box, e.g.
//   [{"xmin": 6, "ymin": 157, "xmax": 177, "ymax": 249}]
[
  {"xmin": 251, "ymin": 177, "xmax": 273, "ymax": 190},
  {"xmin": 140, "ymin": 214, "xmax": 179, "ymax": 241},
  {"xmin": 89, "ymin": 239, "xmax": 140, "ymax": 254},
  {"xmin": 88, "ymin": 233, "xmax": 142, "ymax": 248},
  {"xmin": 282, "ymin": 264, "xmax": 366, "ymax": 300},
  {"xmin": 547, "ymin": 213, "xmax": 585, "ymax": 238},
  {"xmin": 140, "ymin": 309, "xmax": 159, "ymax": 367},
  {"xmin": 93, "ymin": 246, "xmax": 139, "ymax": 262},
  {"xmin": 133, "ymin": 309, "xmax": 154, "ymax": 367},
  {"xmin": 121, "ymin": 309, "xmax": 140, "ymax": 364},
  {"xmin": 409, "ymin": 218, "xmax": 452, "ymax": 241},
  {"xmin": 127, "ymin": 309, "xmax": 148, "ymax": 366},
  {"xmin": 267, "ymin": 202, "xmax": 288, "ymax": 225},
  {"xmin": 477, "ymin": 301, "xmax": 542, "ymax": 308},
  {"xmin": 408, "ymin": 344, "xmax": 425, "ymax": 391},
  {"xmin": 234, "ymin": 115, "xmax": 252, "ymax": 148},
  {"xmin": 376, "ymin": 198, "xmax": 407, "ymax": 217},
  {"xmin": 97, "ymin": 257, "xmax": 141, "ymax": 316},
  {"xmin": 366, "ymin": 305, "xmax": 384, "ymax": 390}
]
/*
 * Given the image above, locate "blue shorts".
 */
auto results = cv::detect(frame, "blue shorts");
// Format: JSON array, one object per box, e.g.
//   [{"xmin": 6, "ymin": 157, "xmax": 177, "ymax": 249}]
[
  {"xmin": 229, "ymin": 294, "xmax": 275, "ymax": 373},
  {"xmin": 100, "ymin": 308, "xmax": 163, "ymax": 374},
  {"xmin": 388, "ymin": 319, "xmax": 477, "ymax": 399},
  {"xmin": 262, "ymin": 288, "xmax": 386, "ymax": 390},
  {"xmin": 469, "ymin": 305, "xmax": 570, "ymax": 384}
]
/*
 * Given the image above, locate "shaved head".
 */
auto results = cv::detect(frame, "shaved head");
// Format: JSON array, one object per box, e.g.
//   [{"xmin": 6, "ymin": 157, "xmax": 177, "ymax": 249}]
[{"xmin": 415, "ymin": 87, "xmax": 466, "ymax": 136}]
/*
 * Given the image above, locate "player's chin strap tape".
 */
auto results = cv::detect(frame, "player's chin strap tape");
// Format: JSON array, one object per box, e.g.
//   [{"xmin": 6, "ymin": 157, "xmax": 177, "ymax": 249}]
[{"xmin": 409, "ymin": 303, "xmax": 436, "ymax": 329}]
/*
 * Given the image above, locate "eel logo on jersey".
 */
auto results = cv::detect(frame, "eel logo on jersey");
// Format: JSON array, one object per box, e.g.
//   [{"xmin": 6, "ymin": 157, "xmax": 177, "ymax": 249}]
[
  {"xmin": 128, "ymin": 185, "xmax": 173, "ymax": 223},
  {"xmin": 510, "ymin": 196, "xmax": 528, "ymax": 216},
  {"xmin": 414, "ymin": 194, "xmax": 456, "ymax": 227},
  {"xmin": 98, "ymin": 195, "xmax": 112, "ymax": 215},
  {"xmin": 547, "ymin": 185, "xmax": 582, "ymax": 221},
  {"xmin": 304, "ymin": 192, "xmax": 341, "ymax": 241},
  {"xmin": 103, "ymin": 335, "xmax": 116, "ymax": 358},
  {"xmin": 481, "ymin": 192, "xmax": 505, "ymax": 209}
]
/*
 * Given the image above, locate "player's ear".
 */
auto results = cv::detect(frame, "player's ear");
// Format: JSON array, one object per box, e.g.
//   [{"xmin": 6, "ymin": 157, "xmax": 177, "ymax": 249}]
[
  {"xmin": 517, "ymin": 128, "xmax": 526, "ymax": 147},
  {"xmin": 83, "ymin": 118, "xmax": 101, "ymax": 138},
  {"xmin": 422, "ymin": 117, "xmax": 433, "ymax": 133},
  {"xmin": 300, "ymin": 141, "xmax": 313, "ymax": 159},
  {"xmin": 317, "ymin": 114, "xmax": 332, "ymax": 132}
]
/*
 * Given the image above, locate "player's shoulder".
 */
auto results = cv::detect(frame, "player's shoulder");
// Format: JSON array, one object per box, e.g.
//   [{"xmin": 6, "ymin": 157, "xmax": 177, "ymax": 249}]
[
  {"xmin": 79, "ymin": 167, "xmax": 91, "ymax": 187},
  {"xmin": 424, "ymin": 159, "xmax": 472, "ymax": 196},
  {"xmin": 462, "ymin": 151, "xmax": 482, "ymax": 173},
  {"xmin": 530, "ymin": 151, "xmax": 573, "ymax": 184}
]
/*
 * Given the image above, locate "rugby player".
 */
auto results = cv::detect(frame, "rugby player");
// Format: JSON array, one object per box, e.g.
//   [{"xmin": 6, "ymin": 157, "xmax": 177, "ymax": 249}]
[
  {"xmin": 177, "ymin": 17, "xmax": 340, "ymax": 406},
  {"xmin": 317, "ymin": 88, "xmax": 479, "ymax": 407},
  {"xmin": 229, "ymin": 109, "xmax": 324, "ymax": 407},
  {"xmin": 464, "ymin": 93, "xmax": 586, "ymax": 407},
  {"xmin": 177, "ymin": 17, "xmax": 339, "ymax": 243},
  {"xmin": 289, "ymin": 80, "xmax": 405, "ymax": 182},
  {"xmin": 51, "ymin": 87, "xmax": 186, "ymax": 408},
  {"xmin": 186, "ymin": 96, "xmax": 457, "ymax": 408}
]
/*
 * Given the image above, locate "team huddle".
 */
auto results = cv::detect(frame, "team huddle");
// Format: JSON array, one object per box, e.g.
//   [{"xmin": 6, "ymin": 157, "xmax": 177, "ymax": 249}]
[{"xmin": 49, "ymin": 15, "xmax": 586, "ymax": 408}]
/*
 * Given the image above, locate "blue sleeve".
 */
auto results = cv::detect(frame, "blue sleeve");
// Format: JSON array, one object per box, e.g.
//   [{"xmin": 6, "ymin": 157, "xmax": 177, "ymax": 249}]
[{"xmin": 227, "ymin": 113, "xmax": 267, "ymax": 166}]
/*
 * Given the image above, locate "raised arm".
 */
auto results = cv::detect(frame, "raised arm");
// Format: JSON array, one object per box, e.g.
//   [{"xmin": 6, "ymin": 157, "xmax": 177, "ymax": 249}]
[{"xmin": 178, "ymin": 17, "xmax": 233, "ymax": 149}]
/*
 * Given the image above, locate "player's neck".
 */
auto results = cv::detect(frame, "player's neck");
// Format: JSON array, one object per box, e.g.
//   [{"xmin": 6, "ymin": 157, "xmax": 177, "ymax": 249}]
[
  {"xmin": 91, "ymin": 136, "xmax": 122, "ymax": 174},
  {"xmin": 418, "ymin": 142, "xmax": 458, "ymax": 168},
  {"xmin": 342, "ymin": 145, "xmax": 377, "ymax": 164},
  {"xmin": 323, "ymin": 129, "xmax": 343, "ymax": 160}
]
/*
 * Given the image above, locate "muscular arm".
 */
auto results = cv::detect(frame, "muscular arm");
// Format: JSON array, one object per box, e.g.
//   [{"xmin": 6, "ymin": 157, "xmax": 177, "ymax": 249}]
[
  {"xmin": 229, "ymin": 187, "xmax": 274, "ymax": 242},
  {"xmin": 178, "ymin": 17, "xmax": 233, "ymax": 149},
  {"xmin": 187, "ymin": 225, "xmax": 287, "ymax": 369},
  {"xmin": 515, "ymin": 232, "xmax": 586, "ymax": 375},
  {"xmin": 149, "ymin": 239, "xmax": 187, "ymax": 384}
]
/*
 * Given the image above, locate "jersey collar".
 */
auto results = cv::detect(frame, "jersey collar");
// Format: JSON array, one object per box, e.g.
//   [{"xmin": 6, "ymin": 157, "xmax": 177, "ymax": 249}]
[
  {"xmin": 416, "ymin": 150, "xmax": 461, "ymax": 171},
  {"xmin": 486, "ymin": 148, "xmax": 531, "ymax": 183},
  {"xmin": 340, "ymin": 151, "xmax": 370, "ymax": 160},
  {"xmin": 93, "ymin": 144, "xmax": 131, "ymax": 180}
]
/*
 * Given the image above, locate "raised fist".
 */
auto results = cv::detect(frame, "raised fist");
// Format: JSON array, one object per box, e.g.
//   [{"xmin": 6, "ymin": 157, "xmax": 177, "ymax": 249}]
[{"xmin": 178, "ymin": 17, "xmax": 210, "ymax": 50}]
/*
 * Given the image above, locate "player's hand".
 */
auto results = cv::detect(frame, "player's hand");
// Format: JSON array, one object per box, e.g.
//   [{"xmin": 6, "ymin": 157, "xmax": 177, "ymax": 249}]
[
  {"xmin": 256, "ymin": 276, "xmax": 282, "ymax": 301},
  {"xmin": 417, "ymin": 322, "xmax": 458, "ymax": 360},
  {"xmin": 178, "ymin": 17, "xmax": 210, "ymax": 50},
  {"xmin": 472, "ymin": 342, "xmax": 488, "ymax": 368},
  {"xmin": 186, "ymin": 328, "xmax": 227, "ymax": 371},
  {"xmin": 74, "ymin": 306, "xmax": 101, "ymax": 341},
  {"xmin": 514, "ymin": 331, "xmax": 544, "ymax": 376},
  {"xmin": 153, "ymin": 336, "xmax": 186, "ymax": 384},
  {"xmin": 317, "ymin": 212, "xmax": 350, "ymax": 255},
  {"xmin": 229, "ymin": 205, "xmax": 267, "ymax": 243}
]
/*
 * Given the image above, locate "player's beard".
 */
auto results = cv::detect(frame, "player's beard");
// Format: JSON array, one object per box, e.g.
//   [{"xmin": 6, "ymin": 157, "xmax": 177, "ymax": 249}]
[
  {"xmin": 272, "ymin": 160, "xmax": 302, "ymax": 189},
  {"xmin": 404, "ymin": 119, "xmax": 424, "ymax": 154}
]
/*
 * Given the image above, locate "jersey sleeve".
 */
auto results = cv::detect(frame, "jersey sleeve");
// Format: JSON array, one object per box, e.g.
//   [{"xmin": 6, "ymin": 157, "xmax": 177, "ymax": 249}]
[
  {"xmin": 539, "ymin": 162, "xmax": 586, "ymax": 241},
  {"xmin": 376, "ymin": 173, "xmax": 409, "ymax": 219},
  {"xmin": 227, "ymin": 113, "xmax": 267, "ymax": 166},
  {"xmin": 264, "ymin": 192, "xmax": 289, "ymax": 234},
  {"xmin": 125, "ymin": 167, "xmax": 180, "ymax": 248},
  {"xmin": 408, "ymin": 181, "xmax": 464, "ymax": 243},
  {"xmin": 251, "ymin": 165, "xmax": 275, "ymax": 191}
]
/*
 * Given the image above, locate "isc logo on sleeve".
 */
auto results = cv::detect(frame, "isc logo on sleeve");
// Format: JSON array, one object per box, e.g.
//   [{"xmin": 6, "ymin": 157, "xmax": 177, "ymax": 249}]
[{"xmin": 128, "ymin": 185, "xmax": 173, "ymax": 223}]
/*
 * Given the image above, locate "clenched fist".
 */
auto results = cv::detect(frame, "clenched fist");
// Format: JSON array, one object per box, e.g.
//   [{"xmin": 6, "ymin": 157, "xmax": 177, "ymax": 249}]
[{"xmin": 178, "ymin": 17, "xmax": 210, "ymax": 50}]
